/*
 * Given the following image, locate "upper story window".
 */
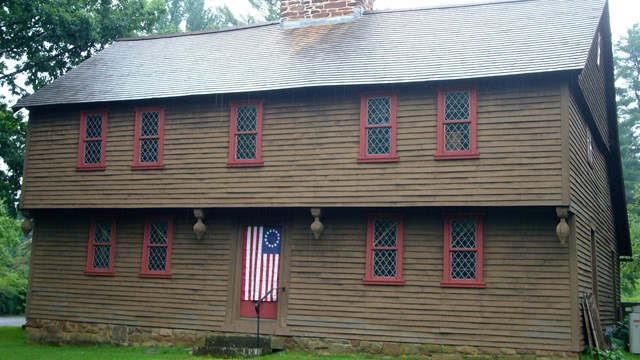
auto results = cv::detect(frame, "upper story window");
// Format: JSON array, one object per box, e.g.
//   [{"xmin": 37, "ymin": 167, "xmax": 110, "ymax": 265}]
[
  {"xmin": 436, "ymin": 88, "xmax": 479, "ymax": 160},
  {"xmin": 77, "ymin": 110, "xmax": 108, "ymax": 171},
  {"xmin": 140, "ymin": 216, "xmax": 173, "ymax": 278},
  {"xmin": 597, "ymin": 32, "xmax": 602, "ymax": 68},
  {"xmin": 358, "ymin": 93, "xmax": 399, "ymax": 163},
  {"xmin": 85, "ymin": 217, "xmax": 116, "ymax": 276},
  {"xmin": 228, "ymin": 100, "xmax": 264, "ymax": 167},
  {"xmin": 587, "ymin": 127, "xmax": 594, "ymax": 168},
  {"xmin": 441, "ymin": 214, "xmax": 485, "ymax": 288},
  {"xmin": 364, "ymin": 214, "xmax": 404, "ymax": 285},
  {"xmin": 133, "ymin": 107, "xmax": 165, "ymax": 170}
]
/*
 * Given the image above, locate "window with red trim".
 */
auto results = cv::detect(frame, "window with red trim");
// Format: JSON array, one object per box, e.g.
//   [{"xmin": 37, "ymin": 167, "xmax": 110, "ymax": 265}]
[
  {"xmin": 358, "ymin": 93, "xmax": 398, "ymax": 162},
  {"xmin": 85, "ymin": 217, "xmax": 116, "ymax": 275},
  {"xmin": 228, "ymin": 100, "xmax": 264, "ymax": 167},
  {"xmin": 364, "ymin": 214, "xmax": 404, "ymax": 285},
  {"xmin": 140, "ymin": 216, "xmax": 173, "ymax": 278},
  {"xmin": 133, "ymin": 107, "xmax": 165, "ymax": 169},
  {"xmin": 441, "ymin": 214, "xmax": 485, "ymax": 288},
  {"xmin": 77, "ymin": 110, "xmax": 108, "ymax": 171},
  {"xmin": 436, "ymin": 89, "xmax": 479, "ymax": 160}
]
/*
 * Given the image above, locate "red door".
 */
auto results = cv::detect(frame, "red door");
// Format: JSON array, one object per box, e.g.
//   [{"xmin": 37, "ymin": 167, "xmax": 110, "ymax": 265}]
[{"xmin": 239, "ymin": 225, "xmax": 282, "ymax": 319}]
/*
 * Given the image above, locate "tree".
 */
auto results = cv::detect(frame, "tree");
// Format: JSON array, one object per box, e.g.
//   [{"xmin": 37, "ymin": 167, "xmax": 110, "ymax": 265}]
[
  {"xmin": 615, "ymin": 24, "xmax": 640, "ymax": 205},
  {"xmin": 0, "ymin": 102, "xmax": 25, "ymax": 218},
  {"xmin": 0, "ymin": 206, "xmax": 27, "ymax": 315}
]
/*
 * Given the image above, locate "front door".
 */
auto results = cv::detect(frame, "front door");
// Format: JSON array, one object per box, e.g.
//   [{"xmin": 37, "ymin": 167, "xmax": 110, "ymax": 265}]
[{"xmin": 239, "ymin": 225, "xmax": 282, "ymax": 319}]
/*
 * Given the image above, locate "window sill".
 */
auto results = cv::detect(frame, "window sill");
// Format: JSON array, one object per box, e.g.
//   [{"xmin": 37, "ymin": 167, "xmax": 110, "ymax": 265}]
[
  {"xmin": 76, "ymin": 165, "xmax": 106, "ymax": 171},
  {"xmin": 363, "ymin": 279, "xmax": 405, "ymax": 285},
  {"xmin": 357, "ymin": 157, "xmax": 399, "ymax": 164},
  {"xmin": 131, "ymin": 164, "xmax": 165, "ymax": 170},
  {"xmin": 440, "ymin": 281, "xmax": 485, "ymax": 288},
  {"xmin": 84, "ymin": 271, "xmax": 115, "ymax": 276},
  {"xmin": 434, "ymin": 153, "xmax": 479, "ymax": 160},
  {"xmin": 139, "ymin": 273, "xmax": 172, "ymax": 279},
  {"xmin": 227, "ymin": 161, "xmax": 264, "ymax": 167}
]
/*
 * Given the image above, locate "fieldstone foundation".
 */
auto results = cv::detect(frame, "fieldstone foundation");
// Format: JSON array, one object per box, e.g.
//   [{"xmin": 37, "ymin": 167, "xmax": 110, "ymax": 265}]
[{"xmin": 26, "ymin": 319, "xmax": 579, "ymax": 359}]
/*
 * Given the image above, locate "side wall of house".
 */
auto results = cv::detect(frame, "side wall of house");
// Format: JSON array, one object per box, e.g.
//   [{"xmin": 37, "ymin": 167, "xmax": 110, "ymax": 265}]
[
  {"xmin": 27, "ymin": 207, "xmax": 572, "ymax": 352},
  {"xmin": 569, "ymin": 22, "xmax": 619, "ymax": 331},
  {"xmin": 21, "ymin": 79, "xmax": 564, "ymax": 209}
]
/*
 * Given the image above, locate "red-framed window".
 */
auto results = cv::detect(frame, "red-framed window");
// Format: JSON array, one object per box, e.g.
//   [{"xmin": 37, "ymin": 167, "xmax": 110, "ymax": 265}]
[
  {"xmin": 77, "ymin": 110, "xmax": 108, "ymax": 171},
  {"xmin": 85, "ymin": 217, "xmax": 117, "ymax": 276},
  {"xmin": 364, "ymin": 214, "xmax": 404, "ymax": 285},
  {"xmin": 140, "ymin": 216, "xmax": 173, "ymax": 278},
  {"xmin": 228, "ymin": 100, "xmax": 264, "ymax": 167},
  {"xmin": 358, "ymin": 93, "xmax": 399, "ymax": 163},
  {"xmin": 133, "ymin": 107, "xmax": 165, "ymax": 170},
  {"xmin": 441, "ymin": 214, "xmax": 485, "ymax": 288},
  {"xmin": 436, "ymin": 88, "xmax": 479, "ymax": 160}
]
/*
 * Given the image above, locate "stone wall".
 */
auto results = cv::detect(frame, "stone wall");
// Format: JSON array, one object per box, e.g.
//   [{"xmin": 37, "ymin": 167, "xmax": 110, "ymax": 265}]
[
  {"xmin": 280, "ymin": 0, "xmax": 375, "ymax": 21},
  {"xmin": 25, "ymin": 319, "xmax": 579, "ymax": 359}
]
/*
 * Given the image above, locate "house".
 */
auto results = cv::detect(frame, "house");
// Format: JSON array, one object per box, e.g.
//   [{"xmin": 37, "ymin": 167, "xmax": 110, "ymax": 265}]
[{"xmin": 14, "ymin": 0, "xmax": 630, "ymax": 357}]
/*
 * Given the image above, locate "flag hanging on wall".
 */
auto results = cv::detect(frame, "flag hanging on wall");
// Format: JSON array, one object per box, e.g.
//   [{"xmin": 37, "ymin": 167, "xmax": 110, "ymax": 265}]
[{"xmin": 241, "ymin": 226, "xmax": 282, "ymax": 302}]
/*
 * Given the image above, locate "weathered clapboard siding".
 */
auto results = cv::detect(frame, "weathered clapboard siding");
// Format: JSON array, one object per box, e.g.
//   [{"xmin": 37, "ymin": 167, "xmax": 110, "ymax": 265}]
[
  {"xmin": 27, "ymin": 209, "xmax": 233, "ymax": 331},
  {"xmin": 27, "ymin": 207, "xmax": 571, "ymax": 351},
  {"xmin": 286, "ymin": 208, "xmax": 572, "ymax": 351},
  {"xmin": 578, "ymin": 24, "xmax": 610, "ymax": 151},
  {"xmin": 567, "ymin": 91, "xmax": 618, "ymax": 330},
  {"xmin": 21, "ymin": 79, "xmax": 564, "ymax": 209}
]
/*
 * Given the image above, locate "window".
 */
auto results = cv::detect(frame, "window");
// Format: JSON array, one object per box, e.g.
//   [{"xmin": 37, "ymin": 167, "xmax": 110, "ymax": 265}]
[
  {"xmin": 228, "ymin": 100, "xmax": 264, "ymax": 167},
  {"xmin": 597, "ymin": 32, "xmax": 602, "ymax": 68},
  {"xmin": 436, "ymin": 88, "xmax": 479, "ymax": 159},
  {"xmin": 442, "ymin": 214, "xmax": 485, "ymax": 288},
  {"xmin": 358, "ymin": 93, "xmax": 398, "ymax": 162},
  {"xmin": 140, "ymin": 216, "xmax": 173, "ymax": 278},
  {"xmin": 364, "ymin": 215, "xmax": 404, "ymax": 285},
  {"xmin": 587, "ymin": 128, "xmax": 594, "ymax": 168},
  {"xmin": 85, "ymin": 217, "xmax": 116, "ymax": 275},
  {"xmin": 133, "ymin": 107, "xmax": 165, "ymax": 169},
  {"xmin": 77, "ymin": 110, "xmax": 108, "ymax": 170}
]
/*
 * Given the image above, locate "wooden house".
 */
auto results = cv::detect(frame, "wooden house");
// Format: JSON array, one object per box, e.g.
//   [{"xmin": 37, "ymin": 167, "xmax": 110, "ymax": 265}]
[{"xmin": 15, "ymin": 0, "xmax": 631, "ymax": 357}]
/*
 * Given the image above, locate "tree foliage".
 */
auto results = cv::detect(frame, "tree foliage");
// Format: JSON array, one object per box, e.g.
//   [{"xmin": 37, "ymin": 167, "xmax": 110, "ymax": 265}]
[
  {"xmin": 0, "ymin": 102, "xmax": 25, "ymax": 218},
  {"xmin": 0, "ymin": 207, "xmax": 28, "ymax": 314},
  {"xmin": 615, "ymin": 24, "xmax": 640, "ymax": 206}
]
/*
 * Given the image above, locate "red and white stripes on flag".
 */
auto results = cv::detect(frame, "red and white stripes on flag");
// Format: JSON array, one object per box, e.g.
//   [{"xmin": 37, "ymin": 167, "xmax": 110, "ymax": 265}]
[{"xmin": 241, "ymin": 226, "xmax": 281, "ymax": 302}]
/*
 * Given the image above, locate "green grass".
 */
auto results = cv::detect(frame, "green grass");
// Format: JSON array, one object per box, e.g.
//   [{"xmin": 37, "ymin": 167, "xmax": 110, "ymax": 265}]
[{"xmin": 0, "ymin": 327, "xmax": 390, "ymax": 360}]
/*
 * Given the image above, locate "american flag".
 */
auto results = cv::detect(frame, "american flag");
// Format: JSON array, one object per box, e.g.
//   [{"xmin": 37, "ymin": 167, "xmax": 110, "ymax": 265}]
[{"xmin": 241, "ymin": 226, "xmax": 281, "ymax": 302}]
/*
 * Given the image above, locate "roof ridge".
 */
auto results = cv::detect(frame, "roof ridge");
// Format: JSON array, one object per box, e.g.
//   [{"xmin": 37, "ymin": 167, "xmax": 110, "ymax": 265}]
[
  {"xmin": 366, "ymin": 0, "xmax": 538, "ymax": 15},
  {"xmin": 117, "ymin": 21, "xmax": 279, "ymax": 42}
]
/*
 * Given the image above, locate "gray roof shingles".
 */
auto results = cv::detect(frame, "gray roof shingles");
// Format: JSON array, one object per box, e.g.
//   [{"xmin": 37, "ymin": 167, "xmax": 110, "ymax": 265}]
[{"xmin": 15, "ymin": 0, "xmax": 604, "ymax": 108}]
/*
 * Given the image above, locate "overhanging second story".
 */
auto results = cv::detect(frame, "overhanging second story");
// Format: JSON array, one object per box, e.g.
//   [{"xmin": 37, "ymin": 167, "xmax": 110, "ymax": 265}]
[{"xmin": 15, "ymin": 0, "xmax": 620, "ymax": 210}]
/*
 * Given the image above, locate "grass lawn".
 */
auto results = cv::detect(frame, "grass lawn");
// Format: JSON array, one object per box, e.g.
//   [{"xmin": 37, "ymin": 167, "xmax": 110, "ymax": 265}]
[{"xmin": 0, "ymin": 327, "xmax": 390, "ymax": 360}]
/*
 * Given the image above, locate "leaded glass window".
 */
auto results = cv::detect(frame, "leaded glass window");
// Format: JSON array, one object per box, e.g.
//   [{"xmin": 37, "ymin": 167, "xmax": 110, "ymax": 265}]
[
  {"xmin": 85, "ymin": 217, "xmax": 116, "ymax": 275},
  {"xmin": 77, "ymin": 111, "xmax": 107, "ymax": 169},
  {"xmin": 229, "ymin": 101, "xmax": 263, "ymax": 165},
  {"xmin": 133, "ymin": 108, "xmax": 164, "ymax": 168},
  {"xmin": 365, "ymin": 215, "xmax": 404, "ymax": 284},
  {"xmin": 442, "ymin": 215, "xmax": 484, "ymax": 287},
  {"xmin": 141, "ymin": 217, "xmax": 173, "ymax": 277},
  {"xmin": 359, "ymin": 94, "xmax": 398, "ymax": 161},
  {"xmin": 436, "ymin": 89, "xmax": 478, "ymax": 159}
]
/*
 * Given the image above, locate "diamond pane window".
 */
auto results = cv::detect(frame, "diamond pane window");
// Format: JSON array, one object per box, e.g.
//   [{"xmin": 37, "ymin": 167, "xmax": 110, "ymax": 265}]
[
  {"xmin": 229, "ymin": 101, "xmax": 264, "ymax": 166},
  {"xmin": 77, "ymin": 111, "xmax": 108, "ymax": 170},
  {"xmin": 359, "ymin": 94, "xmax": 398, "ymax": 162},
  {"xmin": 85, "ymin": 217, "xmax": 116, "ymax": 275},
  {"xmin": 133, "ymin": 108, "xmax": 165, "ymax": 169},
  {"xmin": 442, "ymin": 214, "xmax": 485, "ymax": 288},
  {"xmin": 364, "ymin": 215, "xmax": 404, "ymax": 285},
  {"xmin": 141, "ymin": 216, "xmax": 173, "ymax": 278},
  {"xmin": 436, "ymin": 88, "xmax": 478, "ymax": 159}
]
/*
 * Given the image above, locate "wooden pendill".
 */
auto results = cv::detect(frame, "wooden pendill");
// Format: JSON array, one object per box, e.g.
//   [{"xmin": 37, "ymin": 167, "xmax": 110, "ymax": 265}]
[
  {"xmin": 21, "ymin": 210, "xmax": 33, "ymax": 235},
  {"xmin": 555, "ymin": 207, "xmax": 570, "ymax": 244},
  {"xmin": 193, "ymin": 209, "xmax": 206, "ymax": 240},
  {"xmin": 310, "ymin": 208, "xmax": 323, "ymax": 240}
]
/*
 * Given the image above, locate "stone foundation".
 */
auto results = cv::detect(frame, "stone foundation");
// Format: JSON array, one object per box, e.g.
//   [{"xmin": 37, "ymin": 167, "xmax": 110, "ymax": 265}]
[{"xmin": 26, "ymin": 319, "xmax": 579, "ymax": 359}]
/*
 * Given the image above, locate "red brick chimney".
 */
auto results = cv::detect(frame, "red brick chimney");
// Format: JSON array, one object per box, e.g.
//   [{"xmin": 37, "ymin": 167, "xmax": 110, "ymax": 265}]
[{"xmin": 281, "ymin": 0, "xmax": 375, "ymax": 28}]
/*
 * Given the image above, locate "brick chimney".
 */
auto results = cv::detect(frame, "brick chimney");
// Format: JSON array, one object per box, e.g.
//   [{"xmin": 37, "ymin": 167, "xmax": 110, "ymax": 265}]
[{"xmin": 281, "ymin": 0, "xmax": 375, "ymax": 28}]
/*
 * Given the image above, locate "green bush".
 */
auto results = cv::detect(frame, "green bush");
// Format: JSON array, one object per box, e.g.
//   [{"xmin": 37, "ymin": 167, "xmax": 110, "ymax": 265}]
[{"xmin": 0, "ymin": 271, "xmax": 27, "ymax": 314}]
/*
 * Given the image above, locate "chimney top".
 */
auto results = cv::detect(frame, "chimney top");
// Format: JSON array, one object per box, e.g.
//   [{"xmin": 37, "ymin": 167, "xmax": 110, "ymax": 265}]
[{"xmin": 281, "ymin": 0, "xmax": 376, "ymax": 29}]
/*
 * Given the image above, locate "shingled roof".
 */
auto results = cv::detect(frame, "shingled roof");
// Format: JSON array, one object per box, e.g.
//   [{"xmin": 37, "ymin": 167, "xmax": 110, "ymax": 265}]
[{"xmin": 15, "ymin": 0, "xmax": 605, "ymax": 108}]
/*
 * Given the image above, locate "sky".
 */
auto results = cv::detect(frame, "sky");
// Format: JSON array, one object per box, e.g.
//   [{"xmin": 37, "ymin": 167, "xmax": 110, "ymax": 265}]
[{"xmin": 209, "ymin": 0, "xmax": 640, "ymax": 39}]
